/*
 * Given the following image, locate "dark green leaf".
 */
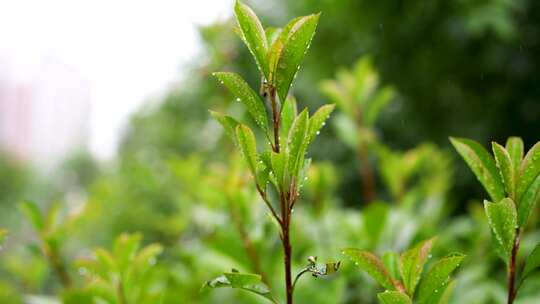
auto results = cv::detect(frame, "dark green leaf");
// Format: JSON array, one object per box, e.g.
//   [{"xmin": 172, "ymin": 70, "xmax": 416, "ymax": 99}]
[
  {"xmin": 342, "ymin": 248, "xmax": 396, "ymax": 290},
  {"xmin": 213, "ymin": 72, "xmax": 269, "ymax": 133},
  {"xmin": 400, "ymin": 237, "xmax": 436, "ymax": 296},
  {"xmin": 269, "ymin": 14, "xmax": 320, "ymax": 102},
  {"xmin": 517, "ymin": 142, "xmax": 540, "ymax": 203},
  {"xmin": 234, "ymin": 0, "xmax": 268, "ymax": 78},
  {"xmin": 484, "ymin": 198, "xmax": 517, "ymax": 261},
  {"xmin": 492, "ymin": 142, "xmax": 515, "ymax": 198},
  {"xmin": 450, "ymin": 137, "xmax": 505, "ymax": 202},
  {"xmin": 209, "ymin": 111, "xmax": 240, "ymax": 142},
  {"xmin": 517, "ymin": 174, "xmax": 540, "ymax": 226},
  {"xmin": 377, "ymin": 291, "xmax": 412, "ymax": 304},
  {"xmin": 307, "ymin": 104, "xmax": 335, "ymax": 144},
  {"xmin": 522, "ymin": 242, "xmax": 540, "ymax": 280},
  {"xmin": 236, "ymin": 124, "xmax": 258, "ymax": 177},
  {"xmin": 417, "ymin": 253, "xmax": 465, "ymax": 304},
  {"xmin": 203, "ymin": 271, "xmax": 277, "ymax": 303}
]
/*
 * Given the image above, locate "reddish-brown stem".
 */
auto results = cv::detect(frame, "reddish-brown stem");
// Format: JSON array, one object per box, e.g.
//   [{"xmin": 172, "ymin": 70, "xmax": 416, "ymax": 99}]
[
  {"xmin": 357, "ymin": 142, "xmax": 375, "ymax": 204},
  {"xmin": 507, "ymin": 229, "xmax": 521, "ymax": 304},
  {"xmin": 44, "ymin": 246, "xmax": 72, "ymax": 288},
  {"xmin": 353, "ymin": 106, "xmax": 376, "ymax": 204}
]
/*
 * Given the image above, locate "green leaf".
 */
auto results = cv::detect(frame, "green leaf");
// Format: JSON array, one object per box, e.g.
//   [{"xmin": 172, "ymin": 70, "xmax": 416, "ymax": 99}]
[
  {"xmin": 210, "ymin": 111, "xmax": 240, "ymax": 142},
  {"xmin": 364, "ymin": 202, "xmax": 389, "ymax": 247},
  {"xmin": 280, "ymin": 96, "xmax": 298, "ymax": 142},
  {"xmin": 377, "ymin": 291, "xmax": 412, "ymax": 304},
  {"xmin": 307, "ymin": 104, "xmax": 335, "ymax": 144},
  {"xmin": 19, "ymin": 201, "xmax": 44, "ymax": 232},
  {"xmin": 234, "ymin": 0, "xmax": 268, "ymax": 78},
  {"xmin": 265, "ymin": 27, "xmax": 282, "ymax": 47},
  {"xmin": 438, "ymin": 280, "xmax": 456, "ymax": 304},
  {"xmin": 0, "ymin": 229, "xmax": 7, "ymax": 245},
  {"xmin": 400, "ymin": 237, "xmax": 436, "ymax": 296},
  {"xmin": 287, "ymin": 109, "xmax": 309, "ymax": 179},
  {"xmin": 492, "ymin": 142, "xmax": 515, "ymax": 198},
  {"xmin": 484, "ymin": 198, "xmax": 517, "ymax": 261},
  {"xmin": 522, "ymin": 242, "xmax": 540, "ymax": 281},
  {"xmin": 517, "ymin": 142, "xmax": 540, "ymax": 203},
  {"xmin": 269, "ymin": 13, "xmax": 320, "ymax": 102},
  {"xmin": 382, "ymin": 252, "xmax": 400, "ymax": 280},
  {"xmin": 517, "ymin": 173, "xmax": 540, "ymax": 226},
  {"xmin": 271, "ymin": 151, "xmax": 288, "ymax": 190},
  {"xmin": 113, "ymin": 233, "xmax": 142, "ymax": 275},
  {"xmin": 203, "ymin": 271, "xmax": 277, "ymax": 303},
  {"xmin": 342, "ymin": 248, "xmax": 396, "ymax": 290},
  {"xmin": 505, "ymin": 137, "xmax": 523, "ymax": 175},
  {"xmin": 213, "ymin": 72, "xmax": 269, "ymax": 133},
  {"xmin": 449, "ymin": 137, "xmax": 505, "ymax": 202},
  {"xmin": 236, "ymin": 124, "xmax": 258, "ymax": 177},
  {"xmin": 365, "ymin": 86, "xmax": 394, "ymax": 127},
  {"xmin": 417, "ymin": 253, "xmax": 465, "ymax": 304}
]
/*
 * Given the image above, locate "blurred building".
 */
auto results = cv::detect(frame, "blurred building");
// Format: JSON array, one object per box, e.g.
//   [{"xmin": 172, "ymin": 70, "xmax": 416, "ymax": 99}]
[{"xmin": 0, "ymin": 56, "xmax": 91, "ymax": 168}]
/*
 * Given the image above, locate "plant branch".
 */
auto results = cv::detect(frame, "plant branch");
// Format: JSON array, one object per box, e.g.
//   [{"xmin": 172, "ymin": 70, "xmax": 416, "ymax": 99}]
[
  {"xmin": 256, "ymin": 185, "xmax": 282, "ymax": 226},
  {"xmin": 507, "ymin": 229, "xmax": 521, "ymax": 304}
]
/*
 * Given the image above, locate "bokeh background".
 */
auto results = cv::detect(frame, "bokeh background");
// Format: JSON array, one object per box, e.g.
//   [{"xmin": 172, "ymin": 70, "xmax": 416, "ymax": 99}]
[{"xmin": 1, "ymin": 0, "xmax": 540, "ymax": 303}]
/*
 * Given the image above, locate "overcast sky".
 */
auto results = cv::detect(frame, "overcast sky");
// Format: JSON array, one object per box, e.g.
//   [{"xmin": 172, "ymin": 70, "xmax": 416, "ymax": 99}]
[{"xmin": 0, "ymin": 0, "xmax": 233, "ymax": 160}]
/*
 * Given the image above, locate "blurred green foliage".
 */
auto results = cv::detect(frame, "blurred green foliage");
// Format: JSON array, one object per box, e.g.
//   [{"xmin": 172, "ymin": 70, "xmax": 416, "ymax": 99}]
[{"xmin": 0, "ymin": 0, "xmax": 540, "ymax": 303}]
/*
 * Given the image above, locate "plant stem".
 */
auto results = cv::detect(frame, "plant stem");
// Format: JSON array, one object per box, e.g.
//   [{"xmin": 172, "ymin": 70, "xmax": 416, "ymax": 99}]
[
  {"xmin": 507, "ymin": 229, "xmax": 521, "ymax": 304},
  {"xmin": 117, "ymin": 280, "xmax": 128, "ymax": 304},
  {"xmin": 267, "ymin": 85, "xmax": 294, "ymax": 304},
  {"xmin": 357, "ymin": 141, "xmax": 375, "ymax": 204},
  {"xmin": 45, "ymin": 246, "xmax": 72, "ymax": 288}
]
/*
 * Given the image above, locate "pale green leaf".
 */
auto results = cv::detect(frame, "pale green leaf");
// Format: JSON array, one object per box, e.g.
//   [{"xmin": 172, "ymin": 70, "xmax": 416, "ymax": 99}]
[
  {"xmin": 287, "ymin": 109, "xmax": 309, "ymax": 179},
  {"xmin": 271, "ymin": 151, "xmax": 288, "ymax": 190},
  {"xmin": 400, "ymin": 237, "xmax": 436, "ymax": 296},
  {"xmin": 213, "ymin": 72, "xmax": 269, "ymax": 133},
  {"xmin": 0, "ymin": 229, "xmax": 7, "ymax": 245},
  {"xmin": 307, "ymin": 104, "xmax": 335, "ymax": 144},
  {"xmin": 484, "ymin": 198, "xmax": 517, "ymax": 261},
  {"xmin": 280, "ymin": 96, "xmax": 298, "ymax": 142},
  {"xmin": 382, "ymin": 252, "xmax": 400, "ymax": 280},
  {"xmin": 113, "ymin": 233, "xmax": 142, "ymax": 275},
  {"xmin": 203, "ymin": 271, "xmax": 277, "ymax": 303},
  {"xmin": 522, "ymin": 242, "xmax": 540, "ymax": 280},
  {"xmin": 269, "ymin": 14, "xmax": 320, "ymax": 102},
  {"xmin": 505, "ymin": 137, "xmax": 523, "ymax": 175},
  {"xmin": 417, "ymin": 253, "xmax": 465, "ymax": 304},
  {"xmin": 265, "ymin": 27, "xmax": 282, "ymax": 47},
  {"xmin": 209, "ymin": 111, "xmax": 240, "ymax": 142},
  {"xmin": 19, "ymin": 201, "xmax": 44, "ymax": 232},
  {"xmin": 449, "ymin": 137, "xmax": 505, "ymax": 202},
  {"xmin": 517, "ymin": 142, "xmax": 540, "ymax": 203},
  {"xmin": 492, "ymin": 142, "xmax": 515, "ymax": 198},
  {"xmin": 236, "ymin": 124, "xmax": 258, "ymax": 177},
  {"xmin": 377, "ymin": 291, "xmax": 412, "ymax": 304},
  {"xmin": 234, "ymin": 0, "xmax": 268, "ymax": 78},
  {"xmin": 342, "ymin": 248, "xmax": 396, "ymax": 290},
  {"xmin": 365, "ymin": 86, "xmax": 394, "ymax": 126},
  {"xmin": 517, "ymin": 174, "xmax": 540, "ymax": 226},
  {"xmin": 364, "ymin": 202, "xmax": 388, "ymax": 247}
]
